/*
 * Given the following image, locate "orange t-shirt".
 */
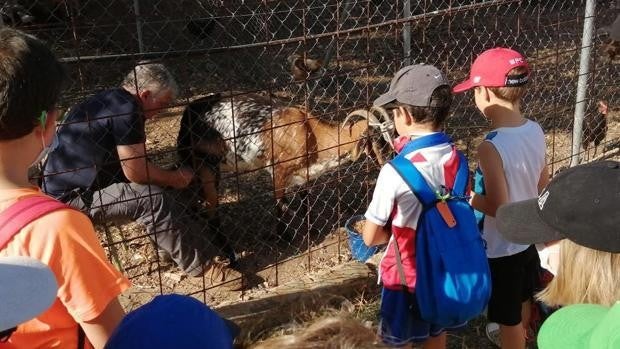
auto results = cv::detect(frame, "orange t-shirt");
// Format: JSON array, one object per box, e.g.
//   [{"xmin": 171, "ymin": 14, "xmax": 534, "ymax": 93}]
[{"xmin": 0, "ymin": 188, "xmax": 130, "ymax": 349}]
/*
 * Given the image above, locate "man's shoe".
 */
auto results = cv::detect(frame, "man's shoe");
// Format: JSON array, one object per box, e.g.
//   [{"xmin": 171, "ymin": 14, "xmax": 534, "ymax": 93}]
[{"xmin": 204, "ymin": 256, "xmax": 245, "ymax": 291}]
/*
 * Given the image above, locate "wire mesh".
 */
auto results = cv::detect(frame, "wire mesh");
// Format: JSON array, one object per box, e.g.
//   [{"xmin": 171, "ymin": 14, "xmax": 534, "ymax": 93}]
[{"xmin": 9, "ymin": 0, "xmax": 619, "ymax": 307}]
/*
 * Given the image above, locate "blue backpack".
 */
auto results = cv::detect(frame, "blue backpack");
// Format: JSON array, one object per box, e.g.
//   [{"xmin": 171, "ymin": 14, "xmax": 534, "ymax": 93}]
[{"xmin": 389, "ymin": 133, "xmax": 491, "ymax": 327}]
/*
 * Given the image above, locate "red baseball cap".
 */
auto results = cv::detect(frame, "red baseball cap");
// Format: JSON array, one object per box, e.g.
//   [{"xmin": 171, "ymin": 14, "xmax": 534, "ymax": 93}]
[{"xmin": 452, "ymin": 47, "xmax": 530, "ymax": 93}]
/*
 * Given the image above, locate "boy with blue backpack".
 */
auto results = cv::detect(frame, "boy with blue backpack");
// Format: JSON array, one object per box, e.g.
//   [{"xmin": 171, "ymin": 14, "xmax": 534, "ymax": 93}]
[
  {"xmin": 363, "ymin": 64, "xmax": 490, "ymax": 348},
  {"xmin": 453, "ymin": 48, "xmax": 550, "ymax": 349}
]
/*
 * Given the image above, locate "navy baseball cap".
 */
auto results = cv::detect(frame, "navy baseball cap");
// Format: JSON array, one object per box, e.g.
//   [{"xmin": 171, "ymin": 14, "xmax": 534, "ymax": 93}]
[{"xmin": 105, "ymin": 294, "xmax": 238, "ymax": 349}]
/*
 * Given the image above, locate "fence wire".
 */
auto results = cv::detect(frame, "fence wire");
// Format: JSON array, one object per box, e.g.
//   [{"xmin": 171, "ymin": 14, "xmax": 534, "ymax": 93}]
[{"xmin": 6, "ymin": 0, "xmax": 619, "ymax": 307}]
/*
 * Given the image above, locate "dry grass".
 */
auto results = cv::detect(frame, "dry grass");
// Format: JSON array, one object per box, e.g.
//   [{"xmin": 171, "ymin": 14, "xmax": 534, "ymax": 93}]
[{"xmin": 236, "ymin": 285, "xmax": 508, "ymax": 349}]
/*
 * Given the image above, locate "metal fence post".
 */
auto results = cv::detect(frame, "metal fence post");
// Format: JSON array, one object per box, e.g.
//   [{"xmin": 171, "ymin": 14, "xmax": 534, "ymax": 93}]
[
  {"xmin": 403, "ymin": 0, "xmax": 411, "ymax": 65},
  {"xmin": 570, "ymin": 0, "xmax": 596, "ymax": 167},
  {"xmin": 133, "ymin": 0, "xmax": 145, "ymax": 53}
]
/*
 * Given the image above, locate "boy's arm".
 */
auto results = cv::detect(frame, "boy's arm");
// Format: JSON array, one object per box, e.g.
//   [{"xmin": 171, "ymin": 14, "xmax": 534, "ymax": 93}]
[
  {"xmin": 80, "ymin": 299, "xmax": 125, "ymax": 349},
  {"xmin": 40, "ymin": 211, "xmax": 130, "ymax": 348},
  {"xmin": 470, "ymin": 141, "xmax": 509, "ymax": 217},
  {"xmin": 538, "ymin": 163, "xmax": 550, "ymax": 193},
  {"xmin": 363, "ymin": 220, "xmax": 390, "ymax": 246},
  {"xmin": 362, "ymin": 165, "xmax": 395, "ymax": 246}
]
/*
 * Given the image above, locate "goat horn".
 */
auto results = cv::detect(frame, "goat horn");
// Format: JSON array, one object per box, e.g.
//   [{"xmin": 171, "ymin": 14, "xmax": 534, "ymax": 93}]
[
  {"xmin": 370, "ymin": 105, "xmax": 391, "ymax": 123},
  {"xmin": 341, "ymin": 109, "xmax": 374, "ymax": 131},
  {"xmin": 367, "ymin": 105, "xmax": 395, "ymax": 149}
]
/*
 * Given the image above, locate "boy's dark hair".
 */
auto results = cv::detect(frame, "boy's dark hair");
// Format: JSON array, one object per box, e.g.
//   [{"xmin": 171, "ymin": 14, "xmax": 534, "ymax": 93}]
[
  {"xmin": 488, "ymin": 66, "xmax": 529, "ymax": 103},
  {"xmin": 0, "ymin": 28, "xmax": 66, "ymax": 141},
  {"xmin": 396, "ymin": 86, "xmax": 452, "ymax": 128}
]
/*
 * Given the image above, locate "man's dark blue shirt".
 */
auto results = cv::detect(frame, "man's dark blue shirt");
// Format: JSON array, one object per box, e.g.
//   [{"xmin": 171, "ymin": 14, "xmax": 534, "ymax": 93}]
[{"xmin": 43, "ymin": 88, "xmax": 146, "ymax": 201}]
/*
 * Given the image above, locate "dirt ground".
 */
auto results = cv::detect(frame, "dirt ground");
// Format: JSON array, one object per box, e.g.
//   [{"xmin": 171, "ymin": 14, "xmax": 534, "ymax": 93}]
[
  {"xmin": 107, "ymin": 103, "xmax": 619, "ymax": 313},
  {"xmin": 101, "ymin": 37, "xmax": 619, "ymax": 345}
]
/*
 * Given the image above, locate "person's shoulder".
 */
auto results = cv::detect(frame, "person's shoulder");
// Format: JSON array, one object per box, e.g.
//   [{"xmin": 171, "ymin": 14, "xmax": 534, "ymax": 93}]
[
  {"xmin": 374, "ymin": 162, "xmax": 402, "ymax": 191},
  {"xmin": 104, "ymin": 88, "xmax": 139, "ymax": 108},
  {"xmin": 476, "ymin": 139, "xmax": 501, "ymax": 163},
  {"xmin": 33, "ymin": 207, "xmax": 95, "ymax": 236},
  {"xmin": 85, "ymin": 88, "xmax": 138, "ymax": 114},
  {"xmin": 526, "ymin": 118, "xmax": 545, "ymax": 133},
  {"xmin": 378, "ymin": 161, "xmax": 400, "ymax": 180}
]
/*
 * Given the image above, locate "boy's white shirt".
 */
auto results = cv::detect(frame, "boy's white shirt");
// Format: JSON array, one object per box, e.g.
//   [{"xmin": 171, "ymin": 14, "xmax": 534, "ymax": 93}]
[
  {"xmin": 365, "ymin": 133, "xmax": 454, "ymax": 229},
  {"xmin": 480, "ymin": 119, "xmax": 547, "ymax": 258},
  {"xmin": 364, "ymin": 132, "xmax": 455, "ymax": 286}
]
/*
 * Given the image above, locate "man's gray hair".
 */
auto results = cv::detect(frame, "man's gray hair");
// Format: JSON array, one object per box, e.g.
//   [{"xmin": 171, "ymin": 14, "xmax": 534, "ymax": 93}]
[{"xmin": 122, "ymin": 63, "xmax": 179, "ymax": 98}]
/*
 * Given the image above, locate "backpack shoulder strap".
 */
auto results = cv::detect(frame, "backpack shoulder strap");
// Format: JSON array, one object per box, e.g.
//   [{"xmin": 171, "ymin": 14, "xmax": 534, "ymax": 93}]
[
  {"xmin": 390, "ymin": 155, "xmax": 436, "ymax": 208},
  {"xmin": 452, "ymin": 151, "xmax": 470, "ymax": 197},
  {"xmin": 390, "ymin": 132, "xmax": 454, "ymax": 208},
  {"xmin": 0, "ymin": 196, "xmax": 71, "ymax": 250}
]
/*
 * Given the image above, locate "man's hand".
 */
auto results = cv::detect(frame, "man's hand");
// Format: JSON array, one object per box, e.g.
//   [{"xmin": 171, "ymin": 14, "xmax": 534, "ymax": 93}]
[
  {"xmin": 170, "ymin": 167, "xmax": 195, "ymax": 189},
  {"xmin": 118, "ymin": 143, "xmax": 196, "ymax": 189}
]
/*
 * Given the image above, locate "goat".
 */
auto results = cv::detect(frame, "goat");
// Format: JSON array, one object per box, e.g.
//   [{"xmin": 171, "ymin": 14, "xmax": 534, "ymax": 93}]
[
  {"xmin": 582, "ymin": 100, "xmax": 609, "ymax": 159},
  {"xmin": 288, "ymin": 54, "xmax": 323, "ymax": 81},
  {"xmin": 1, "ymin": 0, "xmax": 68, "ymax": 26},
  {"xmin": 177, "ymin": 93, "xmax": 392, "ymax": 232}
]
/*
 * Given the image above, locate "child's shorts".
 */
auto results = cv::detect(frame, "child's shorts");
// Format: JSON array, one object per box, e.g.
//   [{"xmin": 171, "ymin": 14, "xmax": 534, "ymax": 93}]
[
  {"xmin": 487, "ymin": 244, "xmax": 541, "ymax": 326},
  {"xmin": 379, "ymin": 288, "xmax": 466, "ymax": 346}
]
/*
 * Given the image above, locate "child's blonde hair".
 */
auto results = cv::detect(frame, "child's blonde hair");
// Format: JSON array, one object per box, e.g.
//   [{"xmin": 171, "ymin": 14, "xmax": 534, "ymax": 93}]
[
  {"xmin": 488, "ymin": 66, "xmax": 529, "ymax": 103},
  {"xmin": 250, "ymin": 315, "xmax": 387, "ymax": 349},
  {"xmin": 537, "ymin": 239, "xmax": 620, "ymax": 307}
]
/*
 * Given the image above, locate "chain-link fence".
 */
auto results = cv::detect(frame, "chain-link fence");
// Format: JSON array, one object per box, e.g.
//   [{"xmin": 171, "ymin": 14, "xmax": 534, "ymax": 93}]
[{"xmin": 5, "ymin": 0, "xmax": 619, "ymax": 307}]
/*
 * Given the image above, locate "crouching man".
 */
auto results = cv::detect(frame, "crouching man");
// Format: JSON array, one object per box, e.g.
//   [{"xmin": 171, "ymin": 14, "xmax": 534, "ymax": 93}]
[{"xmin": 42, "ymin": 63, "xmax": 243, "ymax": 290}]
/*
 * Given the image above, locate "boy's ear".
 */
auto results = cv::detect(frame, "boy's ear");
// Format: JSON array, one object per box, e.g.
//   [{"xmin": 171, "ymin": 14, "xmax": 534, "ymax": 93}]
[
  {"xmin": 46, "ymin": 110, "xmax": 60, "ymax": 128},
  {"xmin": 36, "ymin": 110, "xmax": 59, "ymax": 135},
  {"xmin": 399, "ymin": 106, "xmax": 413, "ymax": 125},
  {"xmin": 138, "ymin": 89, "xmax": 151, "ymax": 102},
  {"xmin": 480, "ymin": 86, "xmax": 492, "ymax": 102}
]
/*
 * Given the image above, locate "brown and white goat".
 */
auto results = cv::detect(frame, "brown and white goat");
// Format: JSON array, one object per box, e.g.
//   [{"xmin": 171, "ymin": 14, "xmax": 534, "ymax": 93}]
[{"xmin": 177, "ymin": 93, "xmax": 392, "ymax": 220}]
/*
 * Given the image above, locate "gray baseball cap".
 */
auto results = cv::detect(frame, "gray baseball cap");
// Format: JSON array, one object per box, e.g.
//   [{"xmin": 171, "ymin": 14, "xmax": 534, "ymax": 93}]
[{"xmin": 373, "ymin": 64, "xmax": 450, "ymax": 108}]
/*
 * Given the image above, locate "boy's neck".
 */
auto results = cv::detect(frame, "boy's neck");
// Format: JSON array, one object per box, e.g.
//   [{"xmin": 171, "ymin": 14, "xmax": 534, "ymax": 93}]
[
  {"xmin": 0, "ymin": 140, "xmax": 38, "ymax": 190},
  {"xmin": 486, "ymin": 99, "xmax": 526, "ymax": 129},
  {"xmin": 401, "ymin": 123, "xmax": 441, "ymax": 137}
]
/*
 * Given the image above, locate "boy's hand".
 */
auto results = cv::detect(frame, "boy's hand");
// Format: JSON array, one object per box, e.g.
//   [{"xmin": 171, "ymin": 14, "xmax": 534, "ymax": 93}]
[{"xmin": 362, "ymin": 219, "xmax": 390, "ymax": 246}]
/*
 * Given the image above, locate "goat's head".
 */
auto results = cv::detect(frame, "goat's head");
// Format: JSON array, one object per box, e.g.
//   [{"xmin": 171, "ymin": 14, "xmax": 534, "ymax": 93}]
[
  {"xmin": 342, "ymin": 106, "xmax": 395, "ymax": 165},
  {"xmin": 288, "ymin": 53, "xmax": 323, "ymax": 81},
  {"xmin": 177, "ymin": 94, "xmax": 228, "ymax": 172}
]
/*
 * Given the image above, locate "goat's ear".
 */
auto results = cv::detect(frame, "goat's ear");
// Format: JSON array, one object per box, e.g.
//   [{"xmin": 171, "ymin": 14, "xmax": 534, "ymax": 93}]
[
  {"xmin": 347, "ymin": 121, "xmax": 356, "ymax": 137},
  {"xmin": 350, "ymin": 136, "xmax": 365, "ymax": 162}
]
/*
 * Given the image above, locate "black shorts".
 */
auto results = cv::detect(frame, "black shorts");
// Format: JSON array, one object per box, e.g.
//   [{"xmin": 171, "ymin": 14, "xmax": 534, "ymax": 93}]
[{"xmin": 487, "ymin": 245, "xmax": 541, "ymax": 326}]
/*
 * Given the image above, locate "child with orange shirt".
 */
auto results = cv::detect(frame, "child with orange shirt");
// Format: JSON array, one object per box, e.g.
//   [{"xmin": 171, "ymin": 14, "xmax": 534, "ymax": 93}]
[{"xmin": 0, "ymin": 28, "xmax": 130, "ymax": 348}]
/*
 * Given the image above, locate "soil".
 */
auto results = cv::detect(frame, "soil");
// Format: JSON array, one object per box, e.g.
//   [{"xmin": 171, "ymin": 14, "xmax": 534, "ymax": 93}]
[{"xmin": 352, "ymin": 219, "xmax": 366, "ymax": 235}]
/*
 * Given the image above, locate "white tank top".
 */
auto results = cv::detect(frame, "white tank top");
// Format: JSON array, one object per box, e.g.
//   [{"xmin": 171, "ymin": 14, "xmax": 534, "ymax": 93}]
[{"xmin": 474, "ymin": 119, "xmax": 546, "ymax": 258}]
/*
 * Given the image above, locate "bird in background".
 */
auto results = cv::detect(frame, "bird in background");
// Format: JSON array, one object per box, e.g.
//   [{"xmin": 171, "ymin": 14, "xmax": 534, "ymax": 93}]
[{"xmin": 582, "ymin": 100, "xmax": 609, "ymax": 159}]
